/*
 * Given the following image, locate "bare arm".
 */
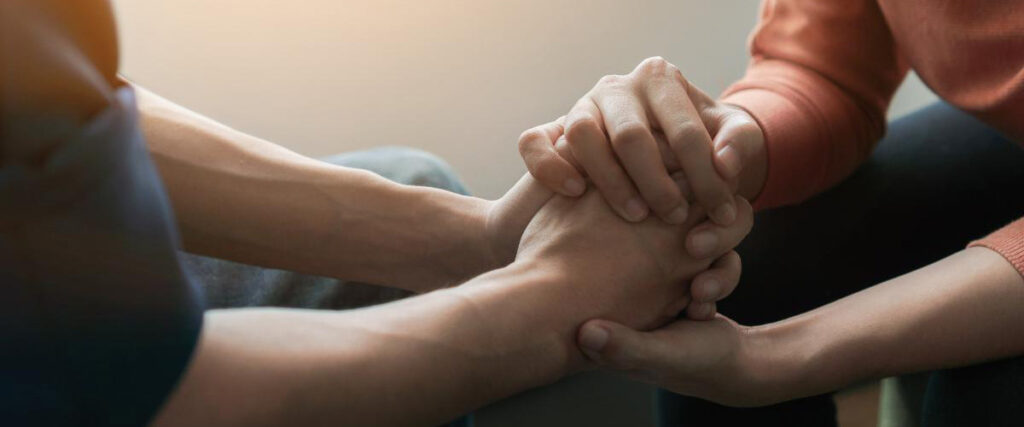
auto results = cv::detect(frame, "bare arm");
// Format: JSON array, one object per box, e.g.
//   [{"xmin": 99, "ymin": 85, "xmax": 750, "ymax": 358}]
[
  {"xmin": 577, "ymin": 247, "xmax": 1024, "ymax": 406},
  {"xmin": 150, "ymin": 261, "xmax": 576, "ymax": 427},
  {"xmin": 771, "ymin": 247, "xmax": 1024, "ymax": 398},
  {"xmin": 151, "ymin": 188, "xmax": 755, "ymax": 426},
  {"xmin": 132, "ymin": 85, "xmax": 506, "ymax": 292}
]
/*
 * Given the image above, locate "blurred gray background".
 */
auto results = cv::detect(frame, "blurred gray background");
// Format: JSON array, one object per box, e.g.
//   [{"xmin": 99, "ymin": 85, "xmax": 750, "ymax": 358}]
[{"xmin": 113, "ymin": 1, "xmax": 937, "ymax": 425}]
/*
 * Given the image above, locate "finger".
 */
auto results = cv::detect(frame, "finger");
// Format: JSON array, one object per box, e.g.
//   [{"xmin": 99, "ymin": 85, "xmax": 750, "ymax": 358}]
[
  {"xmin": 653, "ymin": 131, "xmax": 681, "ymax": 172},
  {"xmin": 690, "ymin": 251, "xmax": 742, "ymax": 303},
  {"xmin": 565, "ymin": 96, "xmax": 649, "ymax": 222},
  {"xmin": 518, "ymin": 118, "xmax": 586, "ymax": 196},
  {"xmin": 685, "ymin": 196, "xmax": 754, "ymax": 259},
  {"xmin": 686, "ymin": 302, "xmax": 717, "ymax": 321},
  {"xmin": 670, "ymin": 171, "xmax": 694, "ymax": 203},
  {"xmin": 644, "ymin": 73, "xmax": 736, "ymax": 225},
  {"xmin": 711, "ymin": 110, "xmax": 764, "ymax": 180},
  {"xmin": 593, "ymin": 88, "xmax": 687, "ymax": 224},
  {"xmin": 578, "ymin": 319, "xmax": 673, "ymax": 372},
  {"xmin": 553, "ymin": 134, "xmax": 582, "ymax": 170}
]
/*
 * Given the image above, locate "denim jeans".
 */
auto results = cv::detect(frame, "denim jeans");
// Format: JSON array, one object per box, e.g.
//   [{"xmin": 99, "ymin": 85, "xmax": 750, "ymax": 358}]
[
  {"xmin": 658, "ymin": 102, "xmax": 1024, "ymax": 427},
  {"xmin": 184, "ymin": 146, "xmax": 473, "ymax": 427}
]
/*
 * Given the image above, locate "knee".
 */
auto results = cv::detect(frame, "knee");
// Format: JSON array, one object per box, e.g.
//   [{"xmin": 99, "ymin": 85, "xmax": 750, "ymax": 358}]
[
  {"xmin": 325, "ymin": 146, "xmax": 468, "ymax": 195},
  {"xmin": 381, "ymin": 146, "xmax": 467, "ymax": 193}
]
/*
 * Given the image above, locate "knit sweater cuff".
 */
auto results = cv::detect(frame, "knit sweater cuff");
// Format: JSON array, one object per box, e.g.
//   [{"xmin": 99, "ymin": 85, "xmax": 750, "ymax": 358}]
[{"xmin": 969, "ymin": 217, "xmax": 1024, "ymax": 279}]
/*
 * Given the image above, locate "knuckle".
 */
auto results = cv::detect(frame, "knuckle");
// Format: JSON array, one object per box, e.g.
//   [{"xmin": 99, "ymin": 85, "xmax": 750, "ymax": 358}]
[
  {"xmin": 534, "ymin": 156, "xmax": 567, "ymax": 181},
  {"xmin": 732, "ymin": 122, "xmax": 764, "ymax": 148},
  {"xmin": 639, "ymin": 56, "xmax": 670, "ymax": 72},
  {"xmin": 610, "ymin": 121, "xmax": 652, "ymax": 151},
  {"xmin": 668, "ymin": 123, "xmax": 708, "ymax": 155},
  {"xmin": 596, "ymin": 74, "xmax": 626, "ymax": 88},
  {"xmin": 517, "ymin": 128, "xmax": 545, "ymax": 152},
  {"xmin": 638, "ymin": 56, "xmax": 685, "ymax": 82},
  {"xmin": 565, "ymin": 116, "xmax": 602, "ymax": 145}
]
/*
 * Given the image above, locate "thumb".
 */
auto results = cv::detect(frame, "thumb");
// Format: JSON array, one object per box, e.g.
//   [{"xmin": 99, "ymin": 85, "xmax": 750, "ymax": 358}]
[
  {"xmin": 711, "ymin": 111, "xmax": 764, "ymax": 180},
  {"xmin": 578, "ymin": 319, "xmax": 668, "ymax": 371}
]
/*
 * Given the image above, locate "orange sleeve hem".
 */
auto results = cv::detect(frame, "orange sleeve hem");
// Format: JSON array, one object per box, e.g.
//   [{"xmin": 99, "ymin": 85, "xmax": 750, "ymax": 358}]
[
  {"xmin": 969, "ymin": 217, "xmax": 1024, "ymax": 279},
  {"xmin": 720, "ymin": 60, "xmax": 885, "ymax": 211}
]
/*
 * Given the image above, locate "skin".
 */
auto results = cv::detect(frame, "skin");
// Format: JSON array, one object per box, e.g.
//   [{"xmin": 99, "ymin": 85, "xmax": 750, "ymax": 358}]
[
  {"xmin": 135, "ymin": 87, "xmax": 749, "ymax": 295},
  {"xmin": 152, "ymin": 182, "xmax": 755, "ymax": 427},
  {"xmin": 518, "ymin": 57, "xmax": 767, "ymax": 319},
  {"xmin": 518, "ymin": 57, "xmax": 767, "ymax": 226},
  {"xmin": 577, "ymin": 247, "xmax": 1024, "ymax": 407},
  {"xmin": 520, "ymin": 57, "xmax": 1024, "ymax": 407},
  {"xmin": 136, "ymin": 85, "xmax": 539, "ymax": 292},
  {"xmin": 133, "ymin": 83, "xmax": 756, "ymax": 425}
]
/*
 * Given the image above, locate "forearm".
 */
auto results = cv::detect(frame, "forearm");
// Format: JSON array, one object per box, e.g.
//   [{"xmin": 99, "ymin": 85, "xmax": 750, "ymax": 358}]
[
  {"xmin": 133, "ymin": 85, "xmax": 493, "ymax": 291},
  {"xmin": 761, "ymin": 247, "xmax": 1024, "ymax": 399},
  {"xmin": 151, "ymin": 261, "xmax": 582, "ymax": 427}
]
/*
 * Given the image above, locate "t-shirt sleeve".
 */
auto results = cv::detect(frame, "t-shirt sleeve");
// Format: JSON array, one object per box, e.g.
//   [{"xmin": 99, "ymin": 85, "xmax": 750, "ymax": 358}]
[
  {"xmin": 1, "ymin": 1, "xmax": 204, "ymax": 426},
  {"xmin": 720, "ymin": 0, "xmax": 910, "ymax": 210}
]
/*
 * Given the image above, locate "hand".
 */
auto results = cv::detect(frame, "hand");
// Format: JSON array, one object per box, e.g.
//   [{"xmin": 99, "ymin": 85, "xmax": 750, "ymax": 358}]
[
  {"xmin": 515, "ymin": 121, "xmax": 747, "ymax": 320},
  {"xmin": 480, "ymin": 122, "xmax": 562, "ymax": 273},
  {"xmin": 516, "ymin": 186, "xmax": 753, "ymax": 332},
  {"xmin": 518, "ymin": 56, "xmax": 766, "ymax": 226},
  {"xmin": 577, "ymin": 315, "xmax": 794, "ymax": 407}
]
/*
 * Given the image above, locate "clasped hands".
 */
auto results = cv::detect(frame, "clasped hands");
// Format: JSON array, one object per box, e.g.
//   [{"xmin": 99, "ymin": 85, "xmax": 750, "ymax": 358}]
[{"xmin": 472, "ymin": 57, "xmax": 788, "ymax": 405}]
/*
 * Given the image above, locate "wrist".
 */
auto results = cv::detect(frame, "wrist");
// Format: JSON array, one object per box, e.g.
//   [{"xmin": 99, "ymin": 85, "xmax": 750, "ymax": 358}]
[
  {"xmin": 416, "ymin": 189, "xmax": 497, "ymax": 288},
  {"xmin": 742, "ymin": 316, "xmax": 830, "ymax": 404},
  {"xmin": 455, "ymin": 257, "xmax": 589, "ymax": 377},
  {"xmin": 747, "ymin": 308, "xmax": 876, "ymax": 403}
]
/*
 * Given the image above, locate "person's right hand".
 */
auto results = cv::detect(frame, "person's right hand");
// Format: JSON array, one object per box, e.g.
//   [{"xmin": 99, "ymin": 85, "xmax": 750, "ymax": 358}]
[
  {"xmin": 518, "ymin": 56, "xmax": 766, "ymax": 226},
  {"xmin": 515, "ymin": 184, "xmax": 753, "ymax": 332}
]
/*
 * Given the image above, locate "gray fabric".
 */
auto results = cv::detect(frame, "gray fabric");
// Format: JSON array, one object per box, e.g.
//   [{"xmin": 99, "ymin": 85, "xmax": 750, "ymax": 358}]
[
  {"xmin": 878, "ymin": 373, "xmax": 930, "ymax": 427},
  {"xmin": 184, "ymin": 146, "xmax": 470, "ymax": 310}
]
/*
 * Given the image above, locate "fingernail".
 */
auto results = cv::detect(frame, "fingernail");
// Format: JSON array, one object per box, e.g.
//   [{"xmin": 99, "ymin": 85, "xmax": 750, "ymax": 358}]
[
  {"xmin": 624, "ymin": 198, "xmax": 649, "ymax": 222},
  {"xmin": 666, "ymin": 205, "xmax": 688, "ymax": 224},
  {"xmin": 563, "ymin": 178, "xmax": 585, "ymax": 196},
  {"xmin": 689, "ymin": 231, "xmax": 719, "ymax": 258},
  {"xmin": 580, "ymin": 325, "xmax": 609, "ymax": 352},
  {"xmin": 700, "ymin": 279, "xmax": 721, "ymax": 301},
  {"xmin": 713, "ymin": 202, "xmax": 736, "ymax": 224},
  {"xmin": 716, "ymin": 146, "xmax": 742, "ymax": 178}
]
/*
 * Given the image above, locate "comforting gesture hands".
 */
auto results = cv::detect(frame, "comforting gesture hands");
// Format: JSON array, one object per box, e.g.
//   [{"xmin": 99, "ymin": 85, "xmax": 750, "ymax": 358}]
[
  {"xmin": 507, "ymin": 56, "xmax": 774, "ymax": 404},
  {"xmin": 517, "ymin": 57, "xmax": 768, "ymax": 320},
  {"xmin": 518, "ymin": 56, "xmax": 767, "ymax": 226},
  {"xmin": 516, "ymin": 184, "xmax": 753, "ymax": 333}
]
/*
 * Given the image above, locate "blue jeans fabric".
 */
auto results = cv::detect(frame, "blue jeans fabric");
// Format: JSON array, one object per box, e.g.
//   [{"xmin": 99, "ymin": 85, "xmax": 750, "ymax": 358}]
[{"xmin": 658, "ymin": 102, "xmax": 1024, "ymax": 426}]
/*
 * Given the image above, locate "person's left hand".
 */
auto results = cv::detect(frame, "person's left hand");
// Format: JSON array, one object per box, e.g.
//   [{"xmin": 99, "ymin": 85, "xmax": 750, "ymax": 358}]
[{"xmin": 576, "ymin": 315, "xmax": 796, "ymax": 407}]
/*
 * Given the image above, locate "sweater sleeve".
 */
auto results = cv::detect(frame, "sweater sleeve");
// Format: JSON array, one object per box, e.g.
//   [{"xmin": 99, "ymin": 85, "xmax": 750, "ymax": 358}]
[
  {"xmin": 721, "ymin": 0, "xmax": 910, "ymax": 210},
  {"xmin": 970, "ymin": 218, "xmax": 1024, "ymax": 279}
]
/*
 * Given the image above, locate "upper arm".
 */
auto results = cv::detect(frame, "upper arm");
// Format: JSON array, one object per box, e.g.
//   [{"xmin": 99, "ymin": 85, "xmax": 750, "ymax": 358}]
[{"xmin": 2, "ymin": 2, "xmax": 204, "ymax": 425}]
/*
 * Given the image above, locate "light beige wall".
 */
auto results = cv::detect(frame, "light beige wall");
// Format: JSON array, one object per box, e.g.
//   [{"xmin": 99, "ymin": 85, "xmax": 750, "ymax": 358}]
[{"xmin": 113, "ymin": 0, "xmax": 936, "ymax": 200}]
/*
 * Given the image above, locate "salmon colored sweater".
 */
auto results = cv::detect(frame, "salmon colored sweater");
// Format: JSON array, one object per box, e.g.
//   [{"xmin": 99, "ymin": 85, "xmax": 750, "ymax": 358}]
[{"xmin": 720, "ymin": 0, "xmax": 1024, "ymax": 276}]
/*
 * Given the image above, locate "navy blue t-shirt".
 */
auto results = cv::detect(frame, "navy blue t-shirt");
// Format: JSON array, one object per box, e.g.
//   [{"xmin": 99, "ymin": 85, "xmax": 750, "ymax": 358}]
[{"xmin": 1, "ymin": 1, "xmax": 204, "ymax": 425}]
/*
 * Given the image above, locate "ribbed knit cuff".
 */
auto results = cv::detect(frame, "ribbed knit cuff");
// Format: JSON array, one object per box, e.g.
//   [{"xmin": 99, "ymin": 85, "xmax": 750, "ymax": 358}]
[
  {"xmin": 720, "ymin": 88, "xmax": 824, "ymax": 211},
  {"xmin": 969, "ymin": 217, "xmax": 1024, "ymax": 279}
]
